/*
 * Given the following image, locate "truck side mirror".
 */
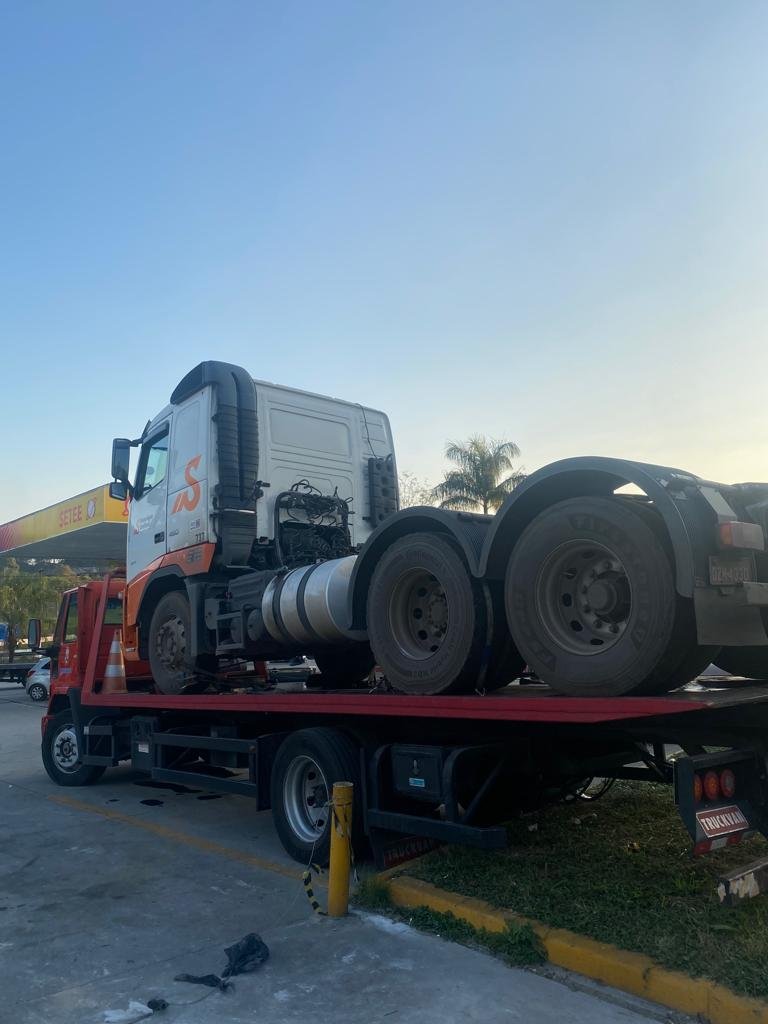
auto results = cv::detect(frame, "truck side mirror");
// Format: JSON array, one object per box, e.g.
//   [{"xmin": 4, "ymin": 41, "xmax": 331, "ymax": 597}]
[
  {"xmin": 111, "ymin": 438, "xmax": 132, "ymax": 483},
  {"xmin": 27, "ymin": 618, "xmax": 41, "ymax": 651},
  {"xmin": 109, "ymin": 480, "xmax": 128, "ymax": 501}
]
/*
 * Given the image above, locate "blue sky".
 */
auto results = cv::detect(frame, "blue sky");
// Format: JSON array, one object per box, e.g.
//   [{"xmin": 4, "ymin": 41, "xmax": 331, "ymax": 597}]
[{"xmin": 2, "ymin": 2, "xmax": 767, "ymax": 522}]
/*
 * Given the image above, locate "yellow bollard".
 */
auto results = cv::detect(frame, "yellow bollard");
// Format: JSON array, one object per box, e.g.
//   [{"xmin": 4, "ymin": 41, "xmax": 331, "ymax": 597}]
[{"xmin": 327, "ymin": 781, "xmax": 354, "ymax": 917}]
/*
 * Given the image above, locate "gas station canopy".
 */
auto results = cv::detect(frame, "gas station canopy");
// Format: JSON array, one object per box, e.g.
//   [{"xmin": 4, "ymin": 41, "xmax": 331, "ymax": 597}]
[{"xmin": 0, "ymin": 486, "xmax": 128, "ymax": 562}]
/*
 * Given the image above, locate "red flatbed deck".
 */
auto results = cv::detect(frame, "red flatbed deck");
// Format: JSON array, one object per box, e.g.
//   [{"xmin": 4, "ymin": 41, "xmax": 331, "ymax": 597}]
[{"xmin": 82, "ymin": 679, "xmax": 768, "ymax": 724}]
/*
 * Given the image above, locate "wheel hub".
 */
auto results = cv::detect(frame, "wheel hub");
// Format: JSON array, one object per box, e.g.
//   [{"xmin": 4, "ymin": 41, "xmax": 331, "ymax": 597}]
[
  {"xmin": 53, "ymin": 726, "xmax": 80, "ymax": 772},
  {"xmin": 535, "ymin": 541, "xmax": 632, "ymax": 655},
  {"xmin": 156, "ymin": 615, "xmax": 186, "ymax": 671},
  {"xmin": 283, "ymin": 755, "xmax": 329, "ymax": 843},
  {"xmin": 388, "ymin": 568, "xmax": 448, "ymax": 660}
]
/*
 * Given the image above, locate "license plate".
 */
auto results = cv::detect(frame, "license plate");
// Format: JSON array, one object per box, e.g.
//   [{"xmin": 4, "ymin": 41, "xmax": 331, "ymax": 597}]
[
  {"xmin": 709, "ymin": 555, "xmax": 753, "ymax": 586},
  {"xmin": 696, "ymin": 805, "xmax": 749, "ymax": 839}
]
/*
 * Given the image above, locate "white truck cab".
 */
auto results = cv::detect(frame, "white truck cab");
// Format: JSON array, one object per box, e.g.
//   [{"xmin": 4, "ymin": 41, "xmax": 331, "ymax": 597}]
[{"xmin": 111, "ymin": 361, "xmax": 397, "ymax": 691}]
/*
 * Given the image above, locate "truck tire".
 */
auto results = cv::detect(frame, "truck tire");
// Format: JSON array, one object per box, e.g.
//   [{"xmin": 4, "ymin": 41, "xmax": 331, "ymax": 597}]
[
  {"xmin": 484, "ymin": 583, "xmax": 526, "ymax": 690},
  {"xmin": 312, "ymin": 645, "xmax": 375, "ymax": 689},
  {"xmin": 148, "ymin": 591, "xmax": 194, "ymax": 695},
  {"xmin": 505, "ymin": 496, "xmax": 696, "ymax": 696},
  {"xmin": 714, "ymin": 647, "xmax": 768, "ymax": 680},
  {"xmin": 270, "ymin": 727, "xmax": 363, "ymax": 865},
  {"xmin": 366, "ymin": 532, "xmax": 490, "ymax": 695},
  {"xmin": 41, "ymin": 711, "xmax": 106, "ymax": 787}
]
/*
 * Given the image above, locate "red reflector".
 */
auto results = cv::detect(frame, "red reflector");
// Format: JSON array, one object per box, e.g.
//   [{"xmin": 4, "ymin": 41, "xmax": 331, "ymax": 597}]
[
  {"xmin": 693, "ymin": 774, "xmax": 703, "ymax": 802},
  {"xmin": 720, "ymin": 768, "xmax": 736, "ymax": 799},
  {"xmin": 719, "ymin": 520, "xmax": 765, "ymax": 551},
  {"xmin": 703, "ymin": 771, "xmax": 720, "ymax": 801}
]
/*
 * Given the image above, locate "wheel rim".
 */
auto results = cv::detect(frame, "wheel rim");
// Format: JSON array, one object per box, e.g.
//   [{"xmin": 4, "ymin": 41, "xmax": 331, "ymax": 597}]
[
  {"xmin": 283, "ymin": 755, "xmax": 330, "ymax": 844},
  {"xmin": 52, "ymin": 724, "xmax": 80, "ymax": 773},
  {"xmin": 535, "ymin": 540, "xmax": 632, "ymax": 655},
  {"xmin": 388, "ymin": 568, "xmax": 449, "ymax": 660},
  {"xmin": 30, "ymin": 684, "xmax": 46, "ymax": 700},
  {"xmin": 155, "ymin": 614, "xmax": 187, "ymax": 675}
]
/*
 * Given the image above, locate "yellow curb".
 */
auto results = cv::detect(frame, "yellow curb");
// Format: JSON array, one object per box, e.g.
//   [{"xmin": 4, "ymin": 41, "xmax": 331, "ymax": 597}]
[{"xmin": 385, "ymin": 875, "xmax": 768, "ymax": 1024}]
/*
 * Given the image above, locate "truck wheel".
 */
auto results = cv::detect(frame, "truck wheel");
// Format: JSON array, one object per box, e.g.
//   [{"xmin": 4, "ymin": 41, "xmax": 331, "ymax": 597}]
[
  {"xmin": 41, "ymin": 711, "xmax": 106, "ymax": 787},
  {"xmin": 313, "ymin": 645, "xmax": 375, "ymax": 689},
  {"xmin": 484, "ymin": 583, "xmax": 526, "ymax": 690},
  {"xmin": 148, "ymin": 592, "xmax": 194, "ymax": 695},
  {"xmin": 270, "ymin": 727, "xmax": 362, "ymax": 865},
  {"xmin": 367, "ymin": 533, "xmax": 490, "ymax": 695},
  {"xmin": 714, "ymin": 647, "xmax": 768, "ymax": 680},
  {"xmin": 505, "ymin": 496, "xmax": 694, "ymax": 696}
]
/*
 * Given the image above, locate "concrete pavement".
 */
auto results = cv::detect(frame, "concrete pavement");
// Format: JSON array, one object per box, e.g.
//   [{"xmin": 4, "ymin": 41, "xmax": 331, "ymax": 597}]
[{"xmin": 0, "ymin": 684, "xmax": 684, "ymax": 1024}]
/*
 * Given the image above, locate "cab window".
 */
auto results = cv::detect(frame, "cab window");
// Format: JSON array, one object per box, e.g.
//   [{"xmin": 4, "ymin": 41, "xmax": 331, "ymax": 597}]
[
  {"xmin": 63, "ymin": 595, "xmax": 79, "ymax": 643},
  {"xmin": 135, "ymin": 427, "xmax": 169, "ymax": 498}
]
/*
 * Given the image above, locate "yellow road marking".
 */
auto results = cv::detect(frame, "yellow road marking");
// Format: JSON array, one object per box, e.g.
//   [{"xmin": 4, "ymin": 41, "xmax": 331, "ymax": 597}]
[{"xmin": 49, "ymin": 793, "xmax": 310, "ymax": 883}]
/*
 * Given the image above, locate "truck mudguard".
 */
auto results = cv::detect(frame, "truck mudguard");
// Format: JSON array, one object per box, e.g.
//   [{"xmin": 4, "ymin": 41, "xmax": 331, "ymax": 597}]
[
  {"xmin": 479, "ymin": 456, "xmax": 702, "ymax": 596},
  {"xmin": 348, "ymin": 507, "xmax": 492, "ymax": 629}
]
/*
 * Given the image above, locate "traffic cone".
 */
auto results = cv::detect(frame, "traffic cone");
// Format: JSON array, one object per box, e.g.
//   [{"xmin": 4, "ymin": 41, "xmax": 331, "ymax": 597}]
[{"xmin": 103, "ymin": 630, "xmax": 127, "ymax": 692}]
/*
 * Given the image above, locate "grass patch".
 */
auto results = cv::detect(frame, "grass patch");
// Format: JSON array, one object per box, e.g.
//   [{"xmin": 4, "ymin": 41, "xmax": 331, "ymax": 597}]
[
  {"xmin": 355, "ymin": 875, "xmax": 544, "ymax": 965},
  {"xmin": 408, "ymin": 782, "xmax": 768, "ymax": 1000}
]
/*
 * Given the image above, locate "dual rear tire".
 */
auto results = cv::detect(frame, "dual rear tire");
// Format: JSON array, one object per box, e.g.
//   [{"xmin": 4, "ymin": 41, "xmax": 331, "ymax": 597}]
[{"xmin": 366, "ymin": 499, "xmax": 711, "ymax": 698}]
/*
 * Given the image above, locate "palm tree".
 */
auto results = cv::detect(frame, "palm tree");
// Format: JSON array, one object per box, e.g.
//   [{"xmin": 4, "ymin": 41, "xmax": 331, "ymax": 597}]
[{"xmin": 431, "ymin": 436, "xmax": 524, "ymax": 515}]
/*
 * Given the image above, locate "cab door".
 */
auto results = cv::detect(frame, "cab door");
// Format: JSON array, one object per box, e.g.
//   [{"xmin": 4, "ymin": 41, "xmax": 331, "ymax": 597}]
[
  {"xmin": 167, "ymin": 390, "xmax": 210, "ymax": 554},
  {"xmin": 55, "ymin": 592, "xmax": 81, "ymax": 684},
  {"xmin": 127, "ymin": 423, "xmax": 170, "ymax": 581}
]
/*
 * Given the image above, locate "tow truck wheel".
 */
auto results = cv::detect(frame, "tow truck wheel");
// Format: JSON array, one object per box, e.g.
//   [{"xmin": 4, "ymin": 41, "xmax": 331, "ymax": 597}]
[
  {"xmin": 367, "ymin": 532, "xmax": 490, "ymax": 695},
  {"xmin": 505, "ymin": 496, "xmax": 695, "ymax": 696},
  {"xmin": 41, "ymin": 711, "xmax": 106, "ymax": 787},
  {"xmin": 148, "ymin": 591, "xmax": 194, "ymax": 695},
  {"xmin": 270, "ymin": 727, "xmax": 363, "ymax": 865}
]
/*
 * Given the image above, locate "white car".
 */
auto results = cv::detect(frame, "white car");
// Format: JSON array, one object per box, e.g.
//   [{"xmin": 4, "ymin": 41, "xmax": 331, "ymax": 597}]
[{"xmin": 25, "ymin": 658, "xmax": 50, "ymax": 702}]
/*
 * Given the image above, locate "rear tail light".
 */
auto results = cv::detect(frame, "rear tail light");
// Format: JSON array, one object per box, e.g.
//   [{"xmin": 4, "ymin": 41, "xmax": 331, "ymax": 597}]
[
  {"xmin": 26, "ymin": 668, "xmax": 35, "ymax": 678},
  {"xmin": 693, "ymin": 774, "xmax": 703, "ymax": 802},
  {"xmin": 703, "ymin": 771, "xmax": 721, "ymax": 801},
  {"xmin": 719, "ymin": 520, "xmax": 765, "ymax": 551},
  {"xmin": 720, "ymin": 768, "xmax": 736, "ymax": 799}
]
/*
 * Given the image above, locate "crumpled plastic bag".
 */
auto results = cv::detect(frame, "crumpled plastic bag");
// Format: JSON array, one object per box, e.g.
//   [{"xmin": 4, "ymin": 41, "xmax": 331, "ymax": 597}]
[
  {"xmin": 103, "ymin": 1001, "xmax": 153, "ymax": 1024},
  {"xmin": 175, "ymin": 932, "xmax": 270, "ymax": 991}
]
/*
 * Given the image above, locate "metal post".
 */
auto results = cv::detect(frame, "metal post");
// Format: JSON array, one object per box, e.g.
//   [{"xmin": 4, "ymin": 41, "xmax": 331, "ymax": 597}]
[{"xmin": 327, "ymin": 781, "xmax": 353, "ymax": 917}]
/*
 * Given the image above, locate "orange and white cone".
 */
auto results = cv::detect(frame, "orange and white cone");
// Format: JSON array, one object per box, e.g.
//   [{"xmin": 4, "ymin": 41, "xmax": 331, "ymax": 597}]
[{"xmin": 103, "ymin": 631, "xmax": 127, "ymax": 692}]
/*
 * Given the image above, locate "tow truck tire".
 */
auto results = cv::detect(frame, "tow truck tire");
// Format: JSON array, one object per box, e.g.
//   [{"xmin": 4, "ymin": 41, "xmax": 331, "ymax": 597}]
[
  {"xmin": 148, "ymin": 591, "xmax": 194, "ymax": 695},
  {"xmin": 505, "ymin": 496, "xmax": 695, "ymax": 696},
  {"xmin": 270, "ymin": 727, "xmax": 363, "ymax": 865},
  {"xmin": 42, "ymin": 711, "xmax": 106, "ymax": 787},
  {"xmin": 312, "ymin": 645, "xmax": 375, "ymax": 689},
  {"xmin": 714, "ymin": 647, "xmax": 768, "ymax": 680},
  {"xmin": 367, "ymin": 532, "xmax": 489, "ymax": 695}
]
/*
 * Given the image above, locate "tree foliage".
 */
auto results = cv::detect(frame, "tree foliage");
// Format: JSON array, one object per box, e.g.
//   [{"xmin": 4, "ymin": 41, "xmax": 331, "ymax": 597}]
[
  {"xmin": 0, "ymin": 558, "xmax": 82, "ymax": 659},
  {"xmin": 431, "ymin": 436, "xmax": 525, "ymax": 515},
  {"xmin": 398, "ymin": 472, "xmax": 436, "ymax": 509}
]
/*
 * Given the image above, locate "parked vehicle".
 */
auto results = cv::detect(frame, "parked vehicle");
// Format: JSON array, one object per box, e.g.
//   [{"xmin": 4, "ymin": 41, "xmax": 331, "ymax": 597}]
[
  {"xmin": 0, "ymin": 660, "xmax": 40, "ymax": 686},
  {"xmin": 25, "ymin": 658, "xmax": 50, "ymax": 702},
  {"xmin": 105, "ymin": 360, "xmax": 768, "ymax": 701}
]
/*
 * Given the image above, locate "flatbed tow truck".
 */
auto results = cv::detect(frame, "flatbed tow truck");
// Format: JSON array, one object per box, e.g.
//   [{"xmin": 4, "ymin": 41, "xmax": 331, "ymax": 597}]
[{"xmin": 31, "ymin": 575, "xmax": 768, "ymax": 868}]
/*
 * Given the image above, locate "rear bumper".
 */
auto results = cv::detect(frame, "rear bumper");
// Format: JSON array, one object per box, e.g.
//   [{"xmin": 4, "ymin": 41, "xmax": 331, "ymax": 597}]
[{"xmin": 674, "ymin": 749, "xmax": 768, "ymax": 855}]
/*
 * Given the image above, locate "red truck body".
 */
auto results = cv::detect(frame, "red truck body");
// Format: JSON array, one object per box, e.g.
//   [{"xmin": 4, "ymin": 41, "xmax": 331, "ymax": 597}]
[{"xmin": 40, "ymin": 574, "xmax": 768, "ymax": 868}]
